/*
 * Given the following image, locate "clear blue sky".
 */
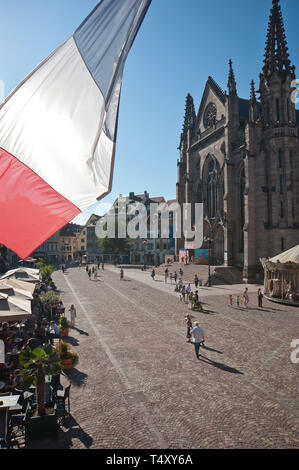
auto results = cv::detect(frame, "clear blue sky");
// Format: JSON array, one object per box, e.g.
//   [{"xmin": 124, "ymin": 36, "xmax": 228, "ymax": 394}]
[{"xmin": 1, "ymin": 0, "xmax": 298, "ymax": 225}]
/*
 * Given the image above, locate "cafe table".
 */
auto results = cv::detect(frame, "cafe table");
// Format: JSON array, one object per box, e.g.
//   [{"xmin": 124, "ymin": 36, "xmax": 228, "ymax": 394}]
[{"xmin": 0, "ymin": 395, "xmax": 20, "ymax": 447}]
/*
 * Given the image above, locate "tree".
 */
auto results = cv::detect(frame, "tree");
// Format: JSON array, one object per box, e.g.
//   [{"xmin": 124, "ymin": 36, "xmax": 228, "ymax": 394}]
[
  {"xmin": 40, "ymin": 265, "xmax": 55, "ymax": 282},
  {"xmin": 19, "ymin": 345, "xmax": 62, "ymax": 415},
  {"xmin": 97, "ymin": 220, "xmax": 132, "ymax": 257},
  {"xmin": 39, "ymin": 291, "xmax": 60, "ymax": 320}
]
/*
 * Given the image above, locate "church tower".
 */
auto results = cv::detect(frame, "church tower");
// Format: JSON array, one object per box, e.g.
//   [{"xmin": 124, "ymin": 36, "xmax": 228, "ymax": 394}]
[
  {"xmin": 244, "ymin": 0, "xmax": 299, "ymax": 281},
  {"xmin": 176, "ymin": 0, "xmax": 298, "ymax": 280}
]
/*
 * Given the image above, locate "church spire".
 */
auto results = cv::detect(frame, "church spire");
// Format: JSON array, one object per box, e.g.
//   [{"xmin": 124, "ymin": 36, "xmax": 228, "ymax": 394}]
[
  {"xmin": 262, "ymin": 0, "xmax": 295, "ymax": 81},
  {"xmin": 228, "ymin": 59, "xmax": 237, "ymax": 94},
  {"xmin": 180, "ymin": 93, "xmax": 196, "ymax": 146},
  {"xmin": 250, "ymin": 80, "xmax": 257, "ymax": 103},
  {"xmin": 249, "ymin": 80, "xmax": 259, "ymax": 123}
]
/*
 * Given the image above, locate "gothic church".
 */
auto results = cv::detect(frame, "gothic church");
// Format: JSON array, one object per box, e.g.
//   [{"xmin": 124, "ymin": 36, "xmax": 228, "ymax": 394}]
[{"xmin": 176, "ymin": 0, "xmax": 299, "ymax": 281}]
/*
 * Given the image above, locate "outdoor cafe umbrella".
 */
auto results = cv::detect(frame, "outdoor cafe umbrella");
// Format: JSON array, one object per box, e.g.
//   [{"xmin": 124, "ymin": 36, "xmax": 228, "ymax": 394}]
[
  {"xmin": 0, "ymin": 267, "xmax": 40, "ymax": 283},
  {"xmin": 0, "ymin": 292, "xmax": 32, "ymax": 323},
  {"xmin": 0, "ymin": 279, "xmax": 35, "ymax": 300}
]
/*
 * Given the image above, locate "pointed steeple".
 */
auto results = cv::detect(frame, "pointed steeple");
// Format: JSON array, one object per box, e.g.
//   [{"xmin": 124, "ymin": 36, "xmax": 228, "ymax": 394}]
[
  {"xmin": 250, "ymin": 80, "xmax": 257, "ymax": 103},
  {"xmin": 262, "ymin": 0, "xmax": 295, "ymax": 81},
  {"xmin": 180, "ymin": 93, "xmax": 196, "ymax": 146},
  {"xmin": 228, "ymin": 59, "xmax": 237, "ymax": 94},
  {"xmin": 249, "ymin": 80, "xmax": 259, "ymax": 123}
]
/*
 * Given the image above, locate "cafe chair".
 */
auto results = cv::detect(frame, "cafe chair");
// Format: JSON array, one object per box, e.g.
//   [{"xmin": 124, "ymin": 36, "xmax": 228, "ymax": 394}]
[
  {"xmin": 50, "ymin": 374, "xmax": 63, "ymax": 397},
  {"xmin": 8, "ymin": 402, "xmax": 32, "ymax": 441},
  {"xmin": 55, "ymin": 384, "xmax": 71, "ymax": 419}
]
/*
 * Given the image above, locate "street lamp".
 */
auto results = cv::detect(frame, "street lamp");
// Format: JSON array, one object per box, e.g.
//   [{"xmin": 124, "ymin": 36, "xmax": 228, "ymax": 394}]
[{"xmin": 142, "ymin": 239, "xmax": 147, "ymax": 270}]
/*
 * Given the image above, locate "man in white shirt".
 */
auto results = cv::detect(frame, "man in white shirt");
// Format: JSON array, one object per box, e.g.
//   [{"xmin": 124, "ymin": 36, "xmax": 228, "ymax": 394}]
[
  {"xmin": 47, "ymin": 321, "xmax": 60, "ymax": 344},
  {"xmin": 190, "ymin": 322, "xmax": 205, "ymax": 359}
]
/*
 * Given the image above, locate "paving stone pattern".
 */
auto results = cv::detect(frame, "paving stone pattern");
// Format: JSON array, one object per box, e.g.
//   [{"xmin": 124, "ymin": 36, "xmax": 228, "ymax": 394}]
[{"xmin": 28, "ymin": 266, "xmax": 299, "ymax": 449}]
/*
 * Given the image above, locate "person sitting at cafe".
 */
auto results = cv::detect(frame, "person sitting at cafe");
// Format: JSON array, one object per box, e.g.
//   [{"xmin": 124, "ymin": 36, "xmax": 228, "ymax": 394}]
[
  {"xmin": 47, "ymin": 321, "xmax": 60, "ymax": 344},
  {"xmin": 57, "ymin": 301, "xmax": 65, "ymax": 315},
  {"xmin": 3, "ymin": 369, "xmax": 22, "ymax": 392},
  {"xmin": 4, "ymin": 335, "xmax": 14, "ymax": 353}
]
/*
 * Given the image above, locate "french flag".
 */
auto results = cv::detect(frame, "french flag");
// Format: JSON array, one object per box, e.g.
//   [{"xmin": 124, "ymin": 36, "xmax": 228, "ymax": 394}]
[{"xmin": 0, "ymin": 0, "xmax": 151, "ymax": 259}]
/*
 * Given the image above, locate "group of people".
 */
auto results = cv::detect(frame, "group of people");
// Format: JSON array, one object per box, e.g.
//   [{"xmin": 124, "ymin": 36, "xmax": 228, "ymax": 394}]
[
  {"xmin": 228, "ymin": 288, "xmax": 264, "ymax": 308},
  {"xmin": 86, "ymin": 263, "xmax": 105, "ymax": 281}
]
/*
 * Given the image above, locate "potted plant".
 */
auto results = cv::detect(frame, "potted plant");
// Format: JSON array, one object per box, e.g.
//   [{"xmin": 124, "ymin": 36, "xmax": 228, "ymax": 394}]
[
  {"xmin": 18, "ymin": 344, "xmax": 62, "ymax": 443},
  {"xmin": 56, "ymin": 341, "xmax": 78, "ymax": 370},
  {"xmin": 58, "ymin": 316, "xmax": 71, "ymax": 338},
  {"xmin": 39, "ymin": 290, "xmax": 60, "ymax": 320}
]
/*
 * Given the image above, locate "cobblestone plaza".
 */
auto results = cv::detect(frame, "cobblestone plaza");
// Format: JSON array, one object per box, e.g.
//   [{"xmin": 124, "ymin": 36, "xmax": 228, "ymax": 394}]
[{"xmin": 28, "ymin": 266, "xmax": 299, "ymax": 449}]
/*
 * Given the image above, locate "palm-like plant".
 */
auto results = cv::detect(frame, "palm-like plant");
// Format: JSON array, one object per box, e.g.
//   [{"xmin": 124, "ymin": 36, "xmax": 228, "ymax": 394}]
[{"xmin": 19, "ymin": 345, "xmax": 62, "ymax": 416}]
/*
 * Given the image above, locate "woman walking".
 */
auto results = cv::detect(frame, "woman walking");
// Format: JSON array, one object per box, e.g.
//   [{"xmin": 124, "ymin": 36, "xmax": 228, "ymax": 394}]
[
  {"xmin": 194, "ymin": 274, "xmax": 199, "ymax": 289},
  {"xmin": 151, "ymin": 269, "xmax": 155, "ymax": 281},
  {"xmin": 186, "ymin": 315, "xmax": 192, "ymax": 343},
  {"xmin": 243, "ymin": 288, "xmax": 249, "ymax": 307},
  {"xmin": 182, "ymin": 285, "xmax": 186, "ymax": 303},
  {"xmin": 69, "ymin": 304, "xmax": 77, "ymax": 328}
]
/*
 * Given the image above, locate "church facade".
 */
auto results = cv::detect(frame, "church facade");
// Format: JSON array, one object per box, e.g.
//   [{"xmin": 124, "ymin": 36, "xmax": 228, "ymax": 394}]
[{"xmin": 176, "ymin": 0, "xmax": 299, "ymax": 282}]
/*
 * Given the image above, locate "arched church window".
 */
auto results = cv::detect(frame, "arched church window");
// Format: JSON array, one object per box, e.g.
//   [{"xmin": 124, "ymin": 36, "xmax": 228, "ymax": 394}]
[
  {"xmin": 278, "ymin": 149, "xmax": 283, "ymax": 168},
  {"xmin": 196, "ymin": 157, "xmax": 201, "ymax": 174},
  {"xmin": 206, "ymin": 159, "xmax": 218, "ymax": 219},
  {"xmin": 276, "ymin": 98, "xmax": 280, "ymax": 122},
  {"xmin": 240, "ymin": 167, "xmax": 246, "ymax": 253}
]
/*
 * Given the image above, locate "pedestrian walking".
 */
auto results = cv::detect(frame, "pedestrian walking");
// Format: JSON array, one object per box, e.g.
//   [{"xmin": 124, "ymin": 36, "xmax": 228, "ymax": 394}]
[
  {"xmin": 229, "ymin": 295, "xmax": 233, "ymax": 307},
  {"xmin": 182, "ymin": 285, "xmax": 186, "ymax": 302},
  {"xmin": 186, "ymin": 283, "xmax": 191, "ymax": 296},
  {"xmin": 92, "ymin": 266, "xmax": 95, "ymax": 274},
  {"xmin": 151, "ymin": 269, "xmax": 155, "ymax": 281},
  {"xmin": 164, "ymin": 268, "xmax": 169, "ymax": 283},
  {"xmin": 94, "ymin": 268, "xmax": 97, "ymax": 280},
  {"xmin": 179, "ymin": 268, "xmax": 183, "ymax": 279},
  {"xmin": 190, "ymin": 322, "xmax": 205, "ymax": 359},
  {"xmin": 170, "ymin": 272, "xmax": 173, "ymax": 284},
  {"xmin": 237, "ymin": 295, "xmax": 240, "ymax": 307},
  {"xmin": 243, "ymin": 288, "xmax": 249, "ymax": 307},
  {"xmin": 178, "ymin": 278, "xmax": 183, "ymax": 291},
  {"xmin": 258, "ymin": 288, "xmax": 263, "ymax": 308},
  {"xmin": 102, "ymin": 263, "xmax": 105, "ymax": 270},
  {"xmin": 186, "ymin": 315, "xmax": 192, "ymax": 343},
  {"xmin": 188, "ymin": 292, "xmax": 194, "ymax": 310},
  {"xmin": 88, "ymin": 269, "xmax": 91, "ymax": 280},
  {"xmin": 69, "ymin": 304, "xmax": 77, "ymax": 328},
  {"xmin": 174, "ymin": 271, "xmax": 178, "ymax": 283},
  {"xmin": 194, "ymin": 274, "xmax": 199, "ymax": 289},
  {"xmin": 120, "ymin": 268, "xmax": 124, "ymax": 280}
]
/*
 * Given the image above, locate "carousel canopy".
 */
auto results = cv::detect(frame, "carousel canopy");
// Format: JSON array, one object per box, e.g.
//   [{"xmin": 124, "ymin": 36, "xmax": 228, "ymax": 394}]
[{"xmin": 269, "ymin": 245, "xmax": 299, "ymax": 265}]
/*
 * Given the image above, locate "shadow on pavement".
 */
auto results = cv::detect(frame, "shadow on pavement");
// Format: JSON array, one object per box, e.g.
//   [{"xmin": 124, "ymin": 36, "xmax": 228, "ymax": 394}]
[
  {"xmin": 199, "ymin": 355, "xmax": 244, "ymax": 375},
  {"xmin": 60, "ymin": 415, "xmax": 93, "ymax": 448},
  {"xmin": 63, "ymin": 369, "xmax": 88, "ymax": 387},
  {"xmin": 203, "ymin": 310, "xmax": 218, "ymax": 315},
  {"xmin": 201, "ymin": 344, "xmax": 223, "ymax": 354},
  {"xmin": 74, "ymin": 328, "xmax": 89, "ymax": 336},
  {"xmin": 26, "ymin": 416, "xmax": 93, "ymax": 449},
  {"xmin": 65, "ymin": 336, "xmax": 80, "ymax": 347}
]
